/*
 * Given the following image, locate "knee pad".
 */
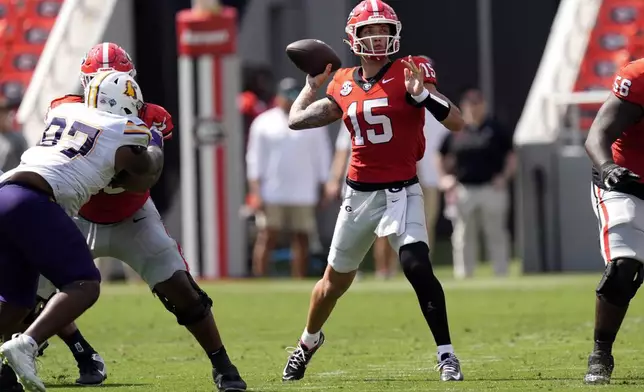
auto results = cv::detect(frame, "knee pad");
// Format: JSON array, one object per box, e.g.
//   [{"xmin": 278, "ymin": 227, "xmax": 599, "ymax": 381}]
[
  {"xmin": 399, "ymin": 242, "xmax": 433, "ymax": 276},
  {"xmin": 596, "ymin": 258, "xmax": 644, "ymax": 306},
  {"xmin": 153, "ymin": 272, "xmax": 213, "ymax": 326}
]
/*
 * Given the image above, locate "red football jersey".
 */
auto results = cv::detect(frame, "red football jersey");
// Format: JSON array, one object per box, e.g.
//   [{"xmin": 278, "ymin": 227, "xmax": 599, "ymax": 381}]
[
  {"xmin": 327, "ymin": 56, "xmax": 436, "ymax": 184},
  {"xmin": 49, "ymin": 94, "xmax": 174, "ymax": 223},
  {"xmin": 611, "ymin": 59, "xmax": 644, "ymax": 179}
]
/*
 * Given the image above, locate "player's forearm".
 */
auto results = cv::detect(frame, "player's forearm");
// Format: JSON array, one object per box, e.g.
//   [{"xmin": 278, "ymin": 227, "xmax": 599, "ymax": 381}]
[
  {"xmin": 584, "ymin": 96, "xmax": 639, "ymax": 168},
  {"xmin": 442, "ymin": 104, "xmax": 465, "ymax": 132},
  {"xmin": 585, "ymin": 136, "xmax": 617, "ymax": 169},
  {"xmin": 141, "ymin": 146, "xmax": 164, "ymax": 176},
  {"xmin": 289, "ymin": 85, "xmax": 318, "ymax": 129},
  {"xmin": 289, "ymin": 92, "xmax": 341, "ymax": 130},
  {"xmin": 432, "ymin": 91, "xmax": 463, "ymax": 132},
  {"xmin": 126, "ymin": 146, "xmax": 164, "ymax": 191}
]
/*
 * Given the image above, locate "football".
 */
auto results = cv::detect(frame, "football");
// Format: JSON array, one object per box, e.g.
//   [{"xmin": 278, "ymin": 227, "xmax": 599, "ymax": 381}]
[{"xmin": 286, "ymin": 39, "xmax": 342, "ymax": 76}]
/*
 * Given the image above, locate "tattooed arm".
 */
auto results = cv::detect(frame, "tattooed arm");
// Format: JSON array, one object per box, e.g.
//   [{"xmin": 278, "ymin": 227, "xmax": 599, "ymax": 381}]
[
  {"xmin": 288, "ymin": 63, "xmax": 343, "ymax": 130},
  {"xmin": 288, "ymin": 95, "xmax": 342, "ymax": 130}
]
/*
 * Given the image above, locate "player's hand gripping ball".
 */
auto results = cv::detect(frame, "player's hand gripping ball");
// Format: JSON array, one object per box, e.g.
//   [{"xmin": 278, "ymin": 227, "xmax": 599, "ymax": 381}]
[
  {"xmin": 401, "ymin": 55, "xmax": 426, "ymax": 96},
  {"xmin": 305, "ymin": 64, "xmax": 334, "ymax": 91}
]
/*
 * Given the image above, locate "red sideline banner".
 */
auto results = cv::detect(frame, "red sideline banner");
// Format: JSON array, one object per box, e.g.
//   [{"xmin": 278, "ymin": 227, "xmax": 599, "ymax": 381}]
[{"xmin": 176, "ymin": 7, "xmax": 237, "ymax": 57}]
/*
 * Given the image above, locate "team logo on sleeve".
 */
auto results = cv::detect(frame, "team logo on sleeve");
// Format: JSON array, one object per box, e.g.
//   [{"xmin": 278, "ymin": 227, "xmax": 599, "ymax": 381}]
[
  {"xmin": 124, "ymin": 80, "xmax": 138, "ymax": 99},
  {"xmin": 340, "ymin": 81, "xmax": 353, "ymax": 96}
]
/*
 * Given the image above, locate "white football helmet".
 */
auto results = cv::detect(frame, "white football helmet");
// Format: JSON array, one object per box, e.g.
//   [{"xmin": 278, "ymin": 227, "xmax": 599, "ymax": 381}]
[{"xmin": 84, "ymin": 70, "xmax": 144, "ymax": 117}]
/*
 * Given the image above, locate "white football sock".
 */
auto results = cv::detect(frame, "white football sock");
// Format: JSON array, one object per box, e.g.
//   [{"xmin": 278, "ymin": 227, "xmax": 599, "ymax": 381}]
[
  {"xmin": 300, "ymin": 329, "xmax": 320, "ymax": 348},
  {"xmin": 437, "ymin": 344, "xmax": 454, "ymax": 361}
]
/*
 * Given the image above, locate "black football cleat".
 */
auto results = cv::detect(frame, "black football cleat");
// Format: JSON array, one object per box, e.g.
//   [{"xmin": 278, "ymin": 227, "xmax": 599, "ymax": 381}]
[
  {"xmin": 0, "ymin": 362, "xmax": 23, "ymax": 392},
  {"xmin": 282, "ymin": 332, "xmax": 325, "ymax": 381},
  {"xmin": 76, "ymin": 353, "xmax": 107, "ymax": 386},
  {"xmin": 213, "ymin": 365, "xmax": 247, "ymax": 391},
  {"xmin": 584, "ymin": 351, "xmax": 614, "ymax": 385}
]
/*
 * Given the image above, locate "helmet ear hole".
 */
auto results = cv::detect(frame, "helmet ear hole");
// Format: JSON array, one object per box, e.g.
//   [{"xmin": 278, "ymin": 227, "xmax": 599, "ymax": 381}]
[{"xmin": 123, "ymin": 108, "xmax": 132, "ymax": 115}]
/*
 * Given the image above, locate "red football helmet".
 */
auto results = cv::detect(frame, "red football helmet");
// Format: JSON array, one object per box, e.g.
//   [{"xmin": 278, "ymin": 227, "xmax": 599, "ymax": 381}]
[
  {"xmin": 79, "ymin": 42, "xmax": 136, "ymax": 88},
  {"xmin": 344, "ymin": 0, "xmax": 401, "ymax": 57}
]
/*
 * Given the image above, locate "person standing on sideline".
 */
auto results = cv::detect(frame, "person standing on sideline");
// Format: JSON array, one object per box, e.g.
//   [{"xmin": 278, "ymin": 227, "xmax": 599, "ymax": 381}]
[
  {"xmin": 247, "ymin": 77, "xmax": 332, "ymax": 278},
  {"xmin": 437, "ymin": 87, "xmax": 516, "ymax": 278}
]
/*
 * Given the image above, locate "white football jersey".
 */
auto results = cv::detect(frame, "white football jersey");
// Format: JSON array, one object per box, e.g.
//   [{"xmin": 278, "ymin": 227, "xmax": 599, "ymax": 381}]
[{"xmin": 0, "ymin": 103, "xmax": 151, "ymax": 215}]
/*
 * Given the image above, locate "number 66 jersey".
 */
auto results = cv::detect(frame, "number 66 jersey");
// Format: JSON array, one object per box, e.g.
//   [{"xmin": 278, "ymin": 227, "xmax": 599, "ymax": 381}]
[
  {"xmin": 326, "ymin": 56, "xmax": 436, "ymax": 186},
  {"xmin": 0, "ymin": 102, "xmax": 151, "ymax": 216}
]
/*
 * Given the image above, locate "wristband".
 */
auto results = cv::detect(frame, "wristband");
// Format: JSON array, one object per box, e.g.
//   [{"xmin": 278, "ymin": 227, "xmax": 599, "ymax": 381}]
[
  {"xmin": 412, "ymin": 88, "xmax": 430, "ymax": 103},
  {"xmin": 411, "ymin": 88, "xmax": 451, "ymax": 122}
]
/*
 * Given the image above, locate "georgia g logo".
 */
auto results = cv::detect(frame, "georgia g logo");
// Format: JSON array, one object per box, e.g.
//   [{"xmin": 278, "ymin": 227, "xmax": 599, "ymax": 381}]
[{"xmin": 124, "ymin": 80, "xmax": 138, "ymax": 99}]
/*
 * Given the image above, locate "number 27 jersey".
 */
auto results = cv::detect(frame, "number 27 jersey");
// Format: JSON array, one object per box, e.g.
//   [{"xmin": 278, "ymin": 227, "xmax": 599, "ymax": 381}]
[
  {"xmin": 1, "ymin": 103, "xmax": 151, "ymax": 216},
  {"xmin": 327, "ymin": 56, "xmax": 437, "ymax": 184}
]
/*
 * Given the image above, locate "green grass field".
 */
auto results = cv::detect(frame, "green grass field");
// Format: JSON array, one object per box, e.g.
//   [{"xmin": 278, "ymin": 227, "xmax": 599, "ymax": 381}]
[{"xmin": 34, "ymin": 263, "xmax": 644, "ymax": 391}]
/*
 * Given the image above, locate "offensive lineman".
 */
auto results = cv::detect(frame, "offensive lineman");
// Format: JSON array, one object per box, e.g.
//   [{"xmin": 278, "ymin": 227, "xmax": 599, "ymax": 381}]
[
  {"xmin": 584, "ymin": 59, "xmax": 644, "ymax": 384},
  {"xmin": 0, "ymin": 71, "xmax": 159, "ymax": 392},
  {"xmin": 0, "ymin": 43, "xmax": 247, "ymax": 392},
  {"xmin": 281, "ymin": 0, "xmax": 465, "ymax": 382}
]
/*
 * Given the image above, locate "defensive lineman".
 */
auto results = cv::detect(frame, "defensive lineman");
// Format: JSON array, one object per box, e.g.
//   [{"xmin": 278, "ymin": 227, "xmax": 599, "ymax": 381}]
[{"xmin": 0, "ymin": 71, "xmax": 159, "ymax": 392}]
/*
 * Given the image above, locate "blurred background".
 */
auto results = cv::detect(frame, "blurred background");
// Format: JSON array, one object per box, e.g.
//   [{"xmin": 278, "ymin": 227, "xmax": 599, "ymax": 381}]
[{"xmin": 0, "ymin": 0, "xmax": 633, "ymax": 280}]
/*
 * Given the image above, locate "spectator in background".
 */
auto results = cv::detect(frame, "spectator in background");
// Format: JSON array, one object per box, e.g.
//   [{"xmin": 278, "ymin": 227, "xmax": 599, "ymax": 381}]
[
  {"xmin": 246, "ymin": 77, "xmax": 331, "ymax": 278},
  {"xmin": 326, "ymin": 125, "xmax": 396, "ymax": 280},
  {"xmin": 239, "ymin": 65, "xmax": 274, "ymax": 138},
  {"xmin": 0, "ymin": 98, "xmax": 28, "ymax": 172},
  {"xmin": 437, "ymin": 87, "xmax": 516, "ymax": 279}
]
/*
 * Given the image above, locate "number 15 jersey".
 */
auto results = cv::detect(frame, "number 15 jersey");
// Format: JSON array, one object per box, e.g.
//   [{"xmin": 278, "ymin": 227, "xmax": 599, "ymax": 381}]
[
  {"xmin": 0, "ymin": 103, "xmax": 151, "ymax": 216},
  {"xmin": 327, "ymin": 56, "xmax": 437, "ymax": 185}
]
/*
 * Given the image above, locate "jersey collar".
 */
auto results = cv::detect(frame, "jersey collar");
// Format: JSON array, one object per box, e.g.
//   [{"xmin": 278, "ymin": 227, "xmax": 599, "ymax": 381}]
[{"xmin": 353, "ymin": 61, "xmax": 394, "ymax": 92}]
